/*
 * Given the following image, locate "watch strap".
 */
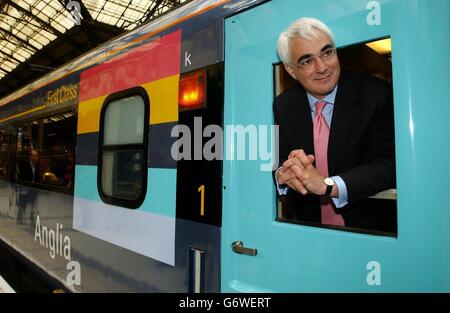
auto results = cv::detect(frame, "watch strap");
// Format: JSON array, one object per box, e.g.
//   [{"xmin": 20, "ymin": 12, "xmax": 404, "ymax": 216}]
[{"xmin": 324, "ymin": 184, "xmax": 333, "ymax": 196}]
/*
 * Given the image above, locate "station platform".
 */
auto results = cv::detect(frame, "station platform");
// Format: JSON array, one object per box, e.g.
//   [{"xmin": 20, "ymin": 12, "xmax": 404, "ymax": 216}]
[{"xmin": 0, "ymin": 274, "xmax": 15, "ymax": 293}]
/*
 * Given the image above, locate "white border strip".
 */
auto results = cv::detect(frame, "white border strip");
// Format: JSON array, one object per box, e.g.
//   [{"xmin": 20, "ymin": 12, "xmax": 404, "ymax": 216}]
[{"xmin": 73, "ymin": 197, "xmax": 176, "ymax": 265}]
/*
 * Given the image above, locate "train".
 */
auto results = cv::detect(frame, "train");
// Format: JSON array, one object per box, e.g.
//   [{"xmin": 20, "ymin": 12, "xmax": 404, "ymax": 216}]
[{"xmin": 0, "ymin": 0, "xmax": 449, "ymax": 292}]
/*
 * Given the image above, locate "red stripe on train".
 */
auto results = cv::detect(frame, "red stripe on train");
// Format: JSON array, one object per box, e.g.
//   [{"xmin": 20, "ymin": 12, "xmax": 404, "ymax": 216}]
[{"xmin": 79, "ymin": 30, "xmax": 181, "ymax": 102}]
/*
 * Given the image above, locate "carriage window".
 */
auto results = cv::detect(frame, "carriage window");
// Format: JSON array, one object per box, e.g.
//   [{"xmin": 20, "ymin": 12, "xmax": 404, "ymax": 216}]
[
  {"xmin": 0, "ymin": 127, "xmax": 11, "ymax": 180},
  {"xmin": 98, "ymin": 88, "xmax": 149, "ymax": 209},
  {"xmin": 15, "ymin": 112, "xmax": 75, "ymax": 190},
  {"xmin": 274, "ymin": 38, "xmax": 397, "ymax": 236}
]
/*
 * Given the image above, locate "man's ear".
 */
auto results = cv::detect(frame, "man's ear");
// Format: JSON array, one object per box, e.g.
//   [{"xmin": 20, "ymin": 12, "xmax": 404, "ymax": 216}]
[{"xmin": 284, "ymin": 64, "xmax": 297, "ymax": 80}]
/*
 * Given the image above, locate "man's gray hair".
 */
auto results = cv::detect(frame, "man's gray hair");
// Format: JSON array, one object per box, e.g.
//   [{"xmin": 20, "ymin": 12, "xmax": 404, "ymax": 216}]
[{"xmin": 277, "ymin": 17, "xmax": 335, "ymax": 64}]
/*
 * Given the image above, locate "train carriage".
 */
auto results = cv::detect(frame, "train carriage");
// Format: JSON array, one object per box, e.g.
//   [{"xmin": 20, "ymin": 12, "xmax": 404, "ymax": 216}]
[{"xmin": 0, "ymin": 0, "xmax": 449, "ymax": 292}]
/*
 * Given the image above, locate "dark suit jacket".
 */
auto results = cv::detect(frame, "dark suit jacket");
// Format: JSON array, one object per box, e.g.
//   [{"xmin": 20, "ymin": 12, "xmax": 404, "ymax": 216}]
[
  {"xmin": 18, "ymin": 160, "xmax": 40, "ymax": 183},
  {"xmin": 273, "ymin": 70, "xmax": 396, "ymax": 232}
]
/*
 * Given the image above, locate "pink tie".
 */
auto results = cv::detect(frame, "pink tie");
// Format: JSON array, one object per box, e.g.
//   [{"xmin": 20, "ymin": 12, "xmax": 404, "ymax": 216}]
[{"xmin": 313, "ymin": 101, "xmax": 345, "ymax": 226}]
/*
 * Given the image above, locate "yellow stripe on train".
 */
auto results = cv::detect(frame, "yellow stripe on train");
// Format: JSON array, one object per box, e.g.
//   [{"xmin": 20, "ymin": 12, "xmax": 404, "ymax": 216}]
[
  {"xmin": 77, "ymin": 74, "xmax": 179, "ymax": 134},
  {"xmin": 144, "ymin": 74, "xmax": 179, "ymax": 125}
]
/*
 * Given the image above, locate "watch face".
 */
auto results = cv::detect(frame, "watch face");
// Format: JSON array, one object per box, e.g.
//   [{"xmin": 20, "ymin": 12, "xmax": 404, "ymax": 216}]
[{"xmin": 324, "ymin": 177, "xmax": 334, "ymax": 186}]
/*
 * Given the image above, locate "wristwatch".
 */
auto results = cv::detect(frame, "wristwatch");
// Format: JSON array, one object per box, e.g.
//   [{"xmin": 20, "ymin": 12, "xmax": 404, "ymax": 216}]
[{"xmin": 323, "ymin": 177, "xmax": 334, "ymax": 196}]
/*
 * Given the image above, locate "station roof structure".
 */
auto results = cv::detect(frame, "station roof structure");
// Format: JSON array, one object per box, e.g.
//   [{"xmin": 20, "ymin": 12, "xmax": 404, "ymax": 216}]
[{"xmin": 0, "ymin": 0, "xmax": 189, "ymax": 98}]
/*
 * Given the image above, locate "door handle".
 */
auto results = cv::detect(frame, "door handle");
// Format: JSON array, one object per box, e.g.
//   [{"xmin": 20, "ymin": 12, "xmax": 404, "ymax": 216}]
[{"xmin": 231, "ymin": 240, "xmax": 257, "ymax": 256}]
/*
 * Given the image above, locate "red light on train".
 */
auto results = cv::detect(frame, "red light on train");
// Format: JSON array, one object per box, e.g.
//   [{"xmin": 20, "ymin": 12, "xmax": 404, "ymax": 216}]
[{"xmin": 179, "ymin": 69, "xmax": 207, "ymax": 109}]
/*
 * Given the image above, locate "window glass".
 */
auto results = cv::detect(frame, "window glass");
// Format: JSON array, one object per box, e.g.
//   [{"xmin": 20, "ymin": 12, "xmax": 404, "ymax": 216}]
[
  {"xmin": 103, "ymin": 95, "xmax": 145, "ymax": 145},
  {"xmin": 101, "ymin": 150, "xmax": 144, "ymax": 200},
  {"xmin": 273, "ymin": 38, "xmax": 397, "ymax": 236},
  {"xmin": 15, "ymin": 112, "xmax": 75, "ymax": 190},
  {"xmin": 0, "ymin": 127, "xmax": 10, "ymax": 179},
  {"xmin": 99, "ymin": 89, "xmax": 148, "ymax": 208}
]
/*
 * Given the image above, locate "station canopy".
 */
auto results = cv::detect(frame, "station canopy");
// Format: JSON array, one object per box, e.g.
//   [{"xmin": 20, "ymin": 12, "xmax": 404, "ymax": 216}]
[{"xmin": 0, "ymin": 0, "xmax": 189, "ymax": 98}]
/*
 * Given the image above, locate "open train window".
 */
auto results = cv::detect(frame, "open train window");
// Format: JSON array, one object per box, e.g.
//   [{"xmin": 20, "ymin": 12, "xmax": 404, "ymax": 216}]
[
  {"xmin": 98, "ymin": 87, "xmax": 149, "ymax": 209},
  {"xmin": 15, "ymin": 111, "xmax": 76, "ymax": 191},
  {"xmin": 274, "ymin": 37, "xmax": 397, "ymax": 236}
]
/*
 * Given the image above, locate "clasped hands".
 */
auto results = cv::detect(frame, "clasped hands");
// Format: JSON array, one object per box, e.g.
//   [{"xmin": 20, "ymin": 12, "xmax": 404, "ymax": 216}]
[{"xmin": 277, "ymin": 149, "xmax": 327, "ymax": 196}]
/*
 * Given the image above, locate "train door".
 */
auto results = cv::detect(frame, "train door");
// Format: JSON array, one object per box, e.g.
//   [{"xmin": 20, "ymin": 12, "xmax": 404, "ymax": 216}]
[{"xmin": 221, "ymin": 0, "xmax": 449, "ymax": 291}]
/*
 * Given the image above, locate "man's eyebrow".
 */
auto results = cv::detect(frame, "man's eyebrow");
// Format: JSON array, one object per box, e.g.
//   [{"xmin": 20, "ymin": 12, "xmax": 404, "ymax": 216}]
[
  {"xmin": 296, "ymin": 44, "xmax": 334, "ymax": 64},
  {"xmin": 321, "ymin": 44, "xmax": 333, "ymax": 52},
  {"xmin": 297, "ymin": 53, "xmax": 312, "ymax": 64}
]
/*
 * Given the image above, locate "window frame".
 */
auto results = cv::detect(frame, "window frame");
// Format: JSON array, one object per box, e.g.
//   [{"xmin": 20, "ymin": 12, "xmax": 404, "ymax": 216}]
[
  {"xmin": 97, "ymin": 86, "xmax": 150, "ymax": 209},
  {"xmin": 272, "ymin": 37, "xmax": 397, "ymax": 237}
]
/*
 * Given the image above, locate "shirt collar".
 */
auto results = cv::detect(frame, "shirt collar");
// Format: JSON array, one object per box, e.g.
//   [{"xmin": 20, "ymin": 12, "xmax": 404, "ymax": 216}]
[{"xmin": 307, "ymin": 84, "xmax": 338, "ymax": 112}]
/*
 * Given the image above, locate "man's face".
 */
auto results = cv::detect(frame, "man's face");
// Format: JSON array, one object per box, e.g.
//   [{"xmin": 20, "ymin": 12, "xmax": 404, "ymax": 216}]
[
  {"xmin": 30, "ymin": 151, "xmax": 38, "ymax": 164},
  {"xmin": 285, "ymin": 31, "xmax": 340, "ymax": 99}
]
